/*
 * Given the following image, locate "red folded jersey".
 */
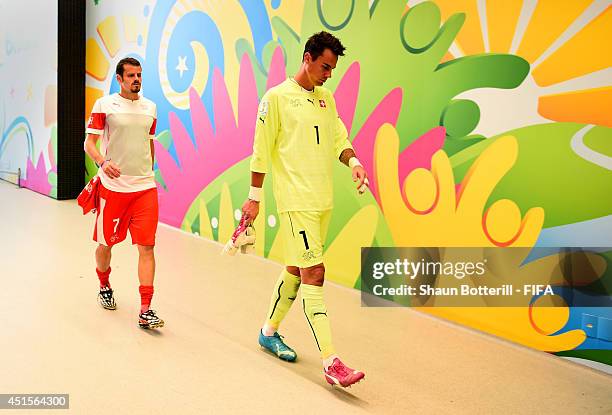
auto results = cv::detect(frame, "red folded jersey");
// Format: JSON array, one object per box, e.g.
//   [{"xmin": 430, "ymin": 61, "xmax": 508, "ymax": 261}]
[{"xmin": 77, "ymin": 176, "xmax": 101, "ymax": 215}]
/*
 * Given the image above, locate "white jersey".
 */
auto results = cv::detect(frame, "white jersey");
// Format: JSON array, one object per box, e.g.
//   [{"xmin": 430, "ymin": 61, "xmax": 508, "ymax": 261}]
[{"xmin": 86, "ymin": 93, "xmax": 157, "ymax": 193}]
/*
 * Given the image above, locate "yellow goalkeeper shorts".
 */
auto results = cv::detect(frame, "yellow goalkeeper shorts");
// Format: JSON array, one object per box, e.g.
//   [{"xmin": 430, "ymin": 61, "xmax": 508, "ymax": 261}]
[{"xmin": 279, "ymin": 210, "xmax": 332, "ymax": 268}]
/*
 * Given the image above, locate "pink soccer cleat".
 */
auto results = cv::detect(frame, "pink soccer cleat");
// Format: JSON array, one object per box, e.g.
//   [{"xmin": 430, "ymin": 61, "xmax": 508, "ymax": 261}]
[{"xmin": 324, "ymin": 358, "xmax": 365, "ymax": 387}]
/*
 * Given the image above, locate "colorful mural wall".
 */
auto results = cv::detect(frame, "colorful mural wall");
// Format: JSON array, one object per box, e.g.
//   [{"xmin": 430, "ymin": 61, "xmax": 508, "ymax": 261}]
[
  {"xmin": 85, "ymin": 1, "xmax": 612, "ymax": 367},
  {"xmin": 0, "ymin": 1, "xmax": 58, "ymax": 197}
]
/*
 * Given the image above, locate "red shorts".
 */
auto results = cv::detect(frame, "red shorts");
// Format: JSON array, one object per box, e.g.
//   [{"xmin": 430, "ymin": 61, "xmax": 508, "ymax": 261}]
[{"xmin": 94, "ymin": 185, "xmax": 159, "ymax": 247}]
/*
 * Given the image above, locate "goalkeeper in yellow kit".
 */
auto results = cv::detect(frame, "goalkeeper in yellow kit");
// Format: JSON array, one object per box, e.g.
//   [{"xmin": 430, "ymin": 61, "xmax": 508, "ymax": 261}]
[{"xmin": 241, "ymin": 32, "xmax": 367, "ymax": 387}]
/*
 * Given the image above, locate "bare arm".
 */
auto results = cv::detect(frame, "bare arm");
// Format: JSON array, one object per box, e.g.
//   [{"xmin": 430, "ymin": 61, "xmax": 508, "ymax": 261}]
[
  {"xmin": 84, "ymin": 133, "xmax": 105, "ymax": 166},
  {"xmin": 339, "ymin": 148, "xmax": 368, "ymax": 193},
  {"xmin": 84, "ymin": 133, "xmax": 121, "ymax": 178},
  {"xmin": 251, "ymin": 171, "xmax": 265, "ymax": 188},
  {"xmin": 339, "ymin": 148, "xmax": 356, "ymax": 166},
  {"xmin": 150, "ymin": 139, "xmax": 155, "ymax": 170}
]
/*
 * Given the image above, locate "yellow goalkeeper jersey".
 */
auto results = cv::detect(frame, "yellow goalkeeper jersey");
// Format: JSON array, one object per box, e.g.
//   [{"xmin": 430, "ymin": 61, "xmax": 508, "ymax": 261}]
[{"xmin": 249, "ymin": 78, "xmax": 353, "ymax": 213}]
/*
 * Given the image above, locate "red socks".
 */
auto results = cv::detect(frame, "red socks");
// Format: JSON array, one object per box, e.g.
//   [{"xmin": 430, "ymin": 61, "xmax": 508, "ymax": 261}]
[
  {"xmin": 96, "ymin": 267, "xmax": 111, "ymax": 288},
  {"xmin": 139, "ymin": 285, "xmax": 154, "ymax": 313},
  {"xmin": 97, "ymin": 268, "xmax": 155, "ymax": 313},
  {"xmin": 97, "ymin": 268, "xmax": 154, "ymax": 313}
]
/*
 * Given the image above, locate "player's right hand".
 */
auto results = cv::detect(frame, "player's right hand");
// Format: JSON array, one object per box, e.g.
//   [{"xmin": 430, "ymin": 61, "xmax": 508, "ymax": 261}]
[
  {"xmin": 102, "ymin": 160, "xmax": 121, "ymax": 178},
  {"xmin": 241, "ymin": 198, "xmax": 260, "ymax": 225}
]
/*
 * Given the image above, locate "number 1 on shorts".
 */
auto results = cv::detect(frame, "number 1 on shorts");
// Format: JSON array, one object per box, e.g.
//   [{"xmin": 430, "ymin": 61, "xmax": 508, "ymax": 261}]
[{"xmin": 299, "ymin": 230, "xmax": 309, "ymax": 250}]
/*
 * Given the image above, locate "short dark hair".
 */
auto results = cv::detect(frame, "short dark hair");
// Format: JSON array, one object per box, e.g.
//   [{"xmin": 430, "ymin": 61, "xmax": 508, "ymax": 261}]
[
  {"xmin": 303, "ymin": 31, "xmax": 345, "ymax": 61},
  {"xmin": 116, "ymin": 57, "xmax": 141, "ymax": 76}
]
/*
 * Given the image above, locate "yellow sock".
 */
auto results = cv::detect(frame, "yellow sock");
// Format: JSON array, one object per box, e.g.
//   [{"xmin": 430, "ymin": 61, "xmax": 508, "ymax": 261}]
[
  {"xmin": 301, "ymin": 284, "xmax": 335, "ymax": 358},
  {"xmin": 264, "ymin": 269, "xmax": 301, "ymax": 331}
]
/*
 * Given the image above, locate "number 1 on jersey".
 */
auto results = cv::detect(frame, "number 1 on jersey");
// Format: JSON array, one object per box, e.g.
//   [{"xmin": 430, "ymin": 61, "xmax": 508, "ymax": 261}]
[
  {"xmin": 299, "ymin": 230, "xmax": 310, "ymax": 250},
  {"xmin": 314, "ymin": 125, "xmax": 320, "ymax": 144}
]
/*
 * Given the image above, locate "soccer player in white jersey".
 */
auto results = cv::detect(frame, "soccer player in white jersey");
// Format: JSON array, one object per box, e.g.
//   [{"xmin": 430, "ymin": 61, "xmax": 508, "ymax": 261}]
[
  {"xmin": 82, "ymin": 57, "xmax": 163, "ymax": 329},
  {"xmin": 241, "ymin": 32, "xmax": 367, "ymax": 387}
]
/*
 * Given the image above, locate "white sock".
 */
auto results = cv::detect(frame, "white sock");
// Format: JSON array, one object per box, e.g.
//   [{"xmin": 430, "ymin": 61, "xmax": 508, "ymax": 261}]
[
  {"xmin": 262, "ymin": 323, "xmax": 276, "ymax": 337},
  {"xmin": 323, "ymin": 354, "xmax": 339, "ymax": 369}
]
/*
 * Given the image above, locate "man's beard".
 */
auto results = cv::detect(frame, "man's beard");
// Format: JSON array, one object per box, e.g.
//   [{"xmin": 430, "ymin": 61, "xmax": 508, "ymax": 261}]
[{"xmin": 131, "ymin": 84, "xmax": 141, "ymax": 92}]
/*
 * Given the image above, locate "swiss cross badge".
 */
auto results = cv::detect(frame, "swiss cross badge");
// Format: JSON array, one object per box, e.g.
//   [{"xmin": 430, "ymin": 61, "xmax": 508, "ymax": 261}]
[{"xmin": 319, "ymin": 99, "xmax": 326, "ymax": 108}]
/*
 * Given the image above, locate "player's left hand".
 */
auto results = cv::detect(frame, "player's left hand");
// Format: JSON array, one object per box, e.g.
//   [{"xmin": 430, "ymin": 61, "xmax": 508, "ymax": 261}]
[
  {"xmin": 241, "ymin": 198, "xmax": 260, "ymax": 225},
  {"xmin": 352, "ymin": 165, "xmax": 369, "ymax": 194}
]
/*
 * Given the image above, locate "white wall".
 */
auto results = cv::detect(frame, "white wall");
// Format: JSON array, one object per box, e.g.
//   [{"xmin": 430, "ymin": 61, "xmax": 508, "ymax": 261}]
[{"xmin": 0, "ymin": 0, "xmax": 57, "ymax": 190}]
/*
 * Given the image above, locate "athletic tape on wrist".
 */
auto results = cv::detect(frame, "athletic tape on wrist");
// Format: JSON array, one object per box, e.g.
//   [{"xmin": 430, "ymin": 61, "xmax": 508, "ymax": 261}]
[
  {"xmin": 349, "ymin": 157, "xmax": 362, "ymax": 168},
  {"xmin": 248, "ymin": 186, "xmax": 262, "ymax": 202}
]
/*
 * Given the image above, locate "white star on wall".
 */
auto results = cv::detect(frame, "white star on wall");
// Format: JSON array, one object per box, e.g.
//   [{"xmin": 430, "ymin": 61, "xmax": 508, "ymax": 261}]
[{"xmin": 176, "ymin": 56, "xmax": 189, "ymax": 78}]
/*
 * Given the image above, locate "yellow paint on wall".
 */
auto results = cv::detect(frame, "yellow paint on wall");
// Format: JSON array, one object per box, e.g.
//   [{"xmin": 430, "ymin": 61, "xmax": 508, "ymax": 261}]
[
  {"xmin": 123, "ymin": 15, "xmax": 141, "ymax": 43},
  {"xmin": 422, "ymin": 307, "xmax": 586, "ymax": 351},
  {"xmin": 85, "ymin": 38, "xmax": 110, "ymax": 81},
  {"xmin": 97, "ymin": 16, "xmax": 121, "ymax": 58},
  {"xmin": 218, "ymin": 182, "xmax": 235, "ymax": 244},
  {"xmin": 516, "ymin": 0, "xmax": 593, "ymax": 63},
  {"xmin": 435, "ymin": 0, "xmax": 484, "ymax": 55},
  {"xmin": 198, "ymin": 199, "xmax": 214, "ymax": 240},
  {"xmin": 85, "ymin": 87, "xmax": 104, "ymax": 122},
  {"xmin": 486, "ymin": 0, "xmax": 523, "ymax": 53},
  {"xmin": 267, "ymin": 0, "xmax": 305, "ymax": 37},
  {"xmin": 538, "ymin": 86, "xmax": 612, "ymax": 127},
  {"xmin": 532, "ymin": 6, "xmax": 611, "ymax": 87},
  {"xmin": 441, "ymin": 51, "xmax": 454, "ymax": 63}
]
